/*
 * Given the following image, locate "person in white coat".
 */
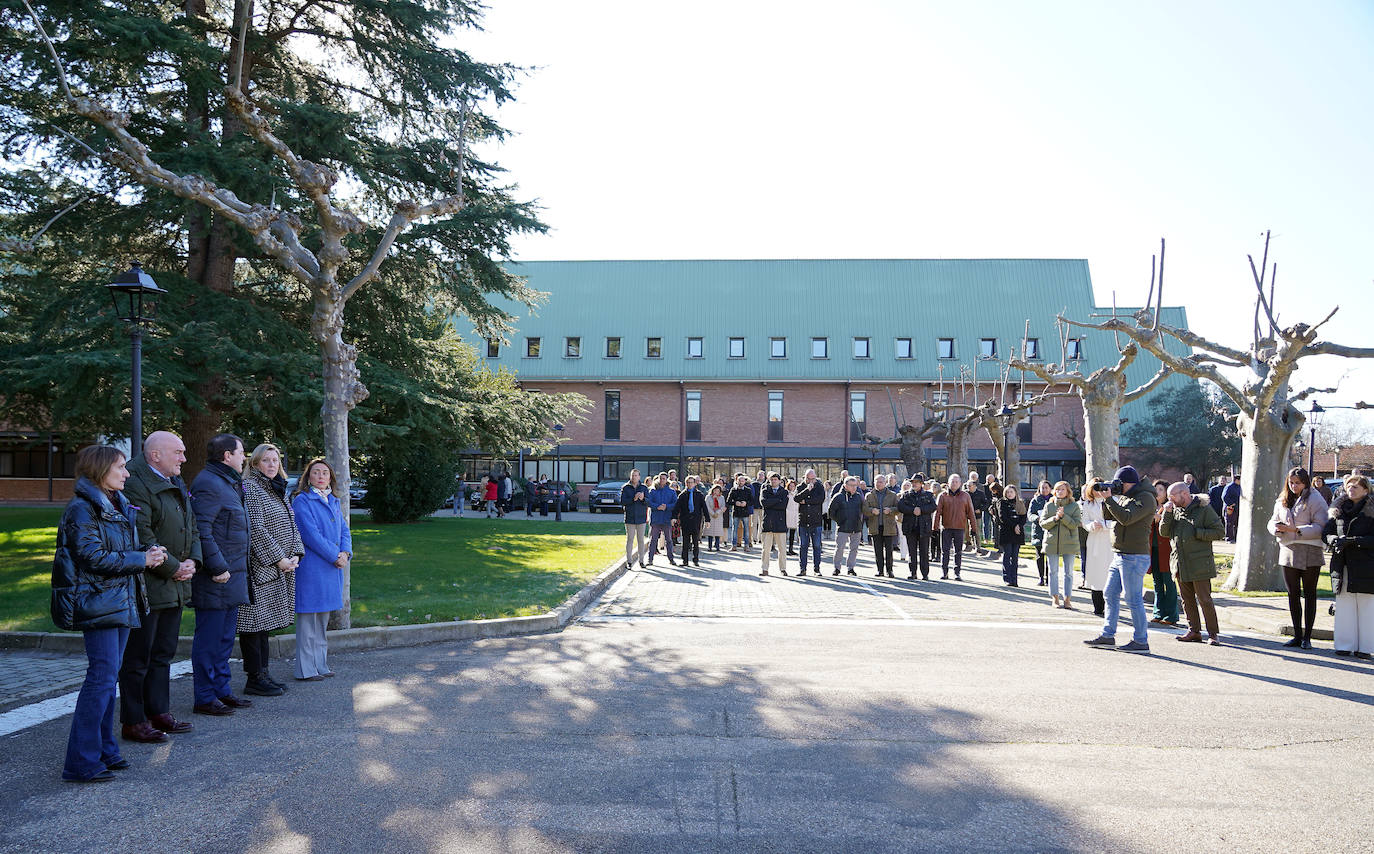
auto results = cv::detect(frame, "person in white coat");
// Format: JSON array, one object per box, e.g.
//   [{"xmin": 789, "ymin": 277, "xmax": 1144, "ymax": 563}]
[
  {"xmin": 784, "ymin": 478, "xmax": 801, "ymax": 555},
  {"xmin": 1080, "ymin": 480, "xmax": 1113, "ymax": 617}
]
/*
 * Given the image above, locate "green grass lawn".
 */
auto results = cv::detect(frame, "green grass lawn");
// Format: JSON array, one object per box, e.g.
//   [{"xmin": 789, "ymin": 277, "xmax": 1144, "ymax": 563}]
[{"xmin": 0, "ymin": 509, "xmax": 622, "ymax": 633}]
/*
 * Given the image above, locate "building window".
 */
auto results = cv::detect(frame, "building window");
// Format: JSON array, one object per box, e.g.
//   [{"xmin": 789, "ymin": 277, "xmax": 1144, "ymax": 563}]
[
  {"xmin": 565, "ymin": 336, "xmax": 581, "ymax": 358},
  {"xmin": 604, "ymin": 390, "xmax": 620, "ymax": 441},
  {"xmin": 1066, "ymin": 338, "xmax": 1083, "ymax": 361},
  {"xmin": 811, "ymin": 337, "xmax": 828, "ymax": 359},
  {"xmin": 605, "ymin": 337, "xmax": 621, "ymax": 358},
  {"xmin": 728, "ymin": 337, "xmax": 745, "ymax": 358},
  {"xmin": 1023, "ymin": 338, "xmax": 1040, "ymax": 360},
  {"xmin": 485, "ymin": 338, "xmax": 499, "ymax": 358},
  {"xmin": 646, "ymin": 337, "xmax": 662, "ymax": 358},
  {"xmin": 770, "ymin": 337, "xmax": 786, "ymax": 358},
  {"xmin": 853, "ymin": 337, "xmax": 871, "ymax": 359},
  {"xmin": 525, "ymin": 337, "xmax": 541, "ymax": 358},
  {"xmin": 850, "ymin": 392, "xmax": 866, "ymax": 441},
  {"xmin": 767, "ymin": 391, "xmax": 784, "ymax": 442},
  {"xmin": 930, "ymin": 390, "xmax": 950, "ymax": 420},
  {"xmin": 979, "ymin": 338, "xmax": 997, "ymax": 359},
  {"xmin": 937, "ymin": 338, "xmax": 956, "ymax": 359},
  {"xmin": 895, "ymin": 338, "xmax": 913, "ymax": 359},
  {"xmin": 686, "ymin": 390, "xmax": 701, "ymax": 441},
  {"xmin": 686, "ymin": 337, "xmax": 703, "ymax": 359}
]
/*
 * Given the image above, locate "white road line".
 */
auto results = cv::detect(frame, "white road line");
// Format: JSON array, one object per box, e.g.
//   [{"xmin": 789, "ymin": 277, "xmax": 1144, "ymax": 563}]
[
  {"xmin": 848, "ymin": 577, "xmax": 914, "ymax": 621},
  {"xmin": 2, "ymin": 659, "xmax": 195, "ymax": 738}
]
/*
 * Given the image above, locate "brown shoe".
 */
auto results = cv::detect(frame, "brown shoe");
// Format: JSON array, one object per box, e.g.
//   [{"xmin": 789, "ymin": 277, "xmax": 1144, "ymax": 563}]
[
  {"xmin": 1175, "ymin": 631, "xmax": 1204, "ymax": 643},
  {"xmin": 149, "ymin": 713, "xmax": 194, "ymax": 734},
  {"xmin": 121, "ymin": 721, "xmax": 168, "ymax": 743},
  {"xmin": 192, "ymin": 700, "xmax": 234, "ymax": 716},
  {"xmin": 217, "ymin": 694, "xmax": 253, "ymax": 709}
]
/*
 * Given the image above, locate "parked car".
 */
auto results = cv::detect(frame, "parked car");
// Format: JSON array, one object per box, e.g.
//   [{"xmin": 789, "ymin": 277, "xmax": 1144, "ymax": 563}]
[
  {"xmin": 348, "ymin": 477, "xmax": 368, "ymax": 508},
  {"xmin": 588, "ymin": 479, "xmax": 625, "ymax": 514}
]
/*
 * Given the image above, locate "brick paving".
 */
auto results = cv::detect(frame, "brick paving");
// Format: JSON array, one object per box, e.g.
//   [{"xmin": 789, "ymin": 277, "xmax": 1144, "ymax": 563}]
[{"xmin": 0, "ymin": 651, "xmax": 89, "ymax": 710}]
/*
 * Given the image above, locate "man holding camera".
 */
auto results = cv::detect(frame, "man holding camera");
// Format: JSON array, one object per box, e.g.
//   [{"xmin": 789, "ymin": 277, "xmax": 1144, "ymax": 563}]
[{"xmin": 1084, "ymin": 466, "xmax": 1158, "ymax": 653}]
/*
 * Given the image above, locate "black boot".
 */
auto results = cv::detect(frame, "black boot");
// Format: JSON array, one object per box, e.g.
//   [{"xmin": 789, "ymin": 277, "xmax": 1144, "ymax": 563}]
[
  {"xmin": 263, "ymin": 668, "xmax": 288, "ymax": 691},
  {"xmin": 245, "ymin": 673, "xmax": 284, "ymax": 697}
]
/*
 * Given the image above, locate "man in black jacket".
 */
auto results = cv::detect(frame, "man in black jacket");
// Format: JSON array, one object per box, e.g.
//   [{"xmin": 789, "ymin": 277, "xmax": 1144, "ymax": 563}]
[
  {"xmin": 672, "ymin": 475, "xmax": 708, "ymax": 567},
  {"xmin": 898, "ymin": 476, "xmax": 938, "ymax": 580},
  {"xmin": 793, "ymin": 469, "xmax": 827, "ymax": 576},
  {"xmin": 189, "ymin": 434, "xmax": 253, "ymax": 717},
  {"xmin": 827, "ymin": 477, "xmax": 865, "ymax": 576},
  {"xmin": 727, "ymin": 474, "xmax": 757, "ymax": 551},
  {"xmin": 968, "ymin": 471, "xmax": 991, "ymax": 556},
  {"xmin": 758, "ymin": 473, "xmax": 790, "ymax": 577}
]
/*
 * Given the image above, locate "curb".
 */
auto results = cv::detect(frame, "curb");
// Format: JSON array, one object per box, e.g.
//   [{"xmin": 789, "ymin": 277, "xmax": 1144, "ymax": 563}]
[
  {"xmin": 0, "ymin": 557, "xmax": 629, "ymax": 658},
  {"xmin": 1142, "ymin": 588, "xmax": 1334, "ymax": 641}
]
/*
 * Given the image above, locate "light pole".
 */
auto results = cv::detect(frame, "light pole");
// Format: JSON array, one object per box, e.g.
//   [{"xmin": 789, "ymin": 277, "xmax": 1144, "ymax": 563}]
[
  {"xmin": 553, "ymin": 424, "xmax": 564, "ymax": 522},
  {"xmin": 1306, "ymin": 400, "xmax": 1324, "ymax": 475},
  {"xmin": 106, "ymin": 262, "xmax": 167, "ymax": 451},
  {"xmin": 998, "ymin": 405, "xmax": 1015, "ymax": 487}
]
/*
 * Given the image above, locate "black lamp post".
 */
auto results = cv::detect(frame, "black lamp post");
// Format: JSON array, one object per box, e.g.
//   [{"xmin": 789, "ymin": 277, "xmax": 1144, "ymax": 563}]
[
  {"xmin": 1306, "ymin": 400, "xmax": 1325, "ymax": 475},
  {"xmin": 998, "ymin": 405, "xmax": 1016, "ymax": 487},
  {"xmin": 553, "ymin": 423, "xmax": 564, "ymax": 522},
  {"xmin": 106, "ymin": 262, "xmax": 167, "ymax": 451}
]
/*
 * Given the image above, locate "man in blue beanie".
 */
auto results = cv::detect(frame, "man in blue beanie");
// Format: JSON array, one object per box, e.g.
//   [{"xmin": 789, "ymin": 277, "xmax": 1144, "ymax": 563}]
[{"xmin": 1084, "ymin": 465, "xmax": 1158, "ymax": 653}]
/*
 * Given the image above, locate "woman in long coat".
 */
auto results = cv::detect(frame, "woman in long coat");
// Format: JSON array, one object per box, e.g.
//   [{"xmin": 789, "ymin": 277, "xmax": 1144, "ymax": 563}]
[
  {"xmin": 1079, "ymin": 480, "xmax": 1113, "ymax": 617},
  {"xmin": 291, "ymin": 458, "xmax": 353, "ymax": 681},
  {"xmin": 51, "ymin": 446, "xmax": 164, "ymax": 782},
  {"xmin": 238, "ymin": 443, "xmax": 303, "ymax": 696},
  {"xmin": 704, "ymin": 484, "xmax": 727, "ymax": 551}
]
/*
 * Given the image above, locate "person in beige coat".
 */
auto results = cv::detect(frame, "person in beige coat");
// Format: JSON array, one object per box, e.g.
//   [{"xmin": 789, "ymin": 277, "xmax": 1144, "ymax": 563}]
[
  {"xmin": 703, "ymin": 484, "xmax": 727, "ymax": 551},
  {"xmin": 1268, "ymin": 467, "xmax": 1329, "ymax": 649}
]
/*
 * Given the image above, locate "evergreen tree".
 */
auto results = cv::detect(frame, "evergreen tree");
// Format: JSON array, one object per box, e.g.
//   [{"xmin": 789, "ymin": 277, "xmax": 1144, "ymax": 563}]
[{"xmin": 1123, "ymin": 380, "xmax": 1242, "ymax": 480}]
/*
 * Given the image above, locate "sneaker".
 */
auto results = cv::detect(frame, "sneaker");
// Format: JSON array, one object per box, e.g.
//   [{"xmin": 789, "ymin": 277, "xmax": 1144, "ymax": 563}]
[
  {"xmin": 1118, "ymin": 641, "xmax": 1151, "ymax": 654},
  {"xmin": 1282, "ymin": 637, "xmax": 1302, "ymax": 648},
  {"xmin": 1083, "ymin": 635, "xmax": 1116, "ymax": 647}
]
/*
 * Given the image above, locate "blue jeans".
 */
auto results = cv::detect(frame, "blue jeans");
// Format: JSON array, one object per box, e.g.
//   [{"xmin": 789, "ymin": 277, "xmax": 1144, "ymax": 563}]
[
  {"xmin": 730, "ymin": 515, "xmax": 751, "ymax": 548},
  {"xmin": 1103, "ymin": 553, "xmax": 1150, "ymax": 644},
  {"xmin": 1049, "ymin": 553, "xmax": 1076, "ymax": 599},
  {"xmin": 192, "ymin": 606, "xmax": 239, "ymax": 704},
  {"xmin": 63, "ymin": 627, "xmax": 130, "ymax": 780},
  {"xmin": 798, "ymin": 525, "xmax": 823, "ymax": 570}
]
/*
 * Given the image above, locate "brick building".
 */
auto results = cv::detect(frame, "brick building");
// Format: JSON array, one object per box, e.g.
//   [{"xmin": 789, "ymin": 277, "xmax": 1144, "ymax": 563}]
[{"xmin": 454, "ymin": 259, "xmax": 1191, "ymax": 496}]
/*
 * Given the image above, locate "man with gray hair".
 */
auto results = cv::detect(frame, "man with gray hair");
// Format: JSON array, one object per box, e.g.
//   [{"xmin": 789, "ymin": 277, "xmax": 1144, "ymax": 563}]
[
  {"xmin": 1159, "ymin": 481, "xmax": 1225, "ymax": 644},
  {"xmin": 793, "ymin": 468, "xmax": 827, "ymax": 576},
  {"xmin": 827, "ymin": 476, "xmax": 865, "ymax": 576}
]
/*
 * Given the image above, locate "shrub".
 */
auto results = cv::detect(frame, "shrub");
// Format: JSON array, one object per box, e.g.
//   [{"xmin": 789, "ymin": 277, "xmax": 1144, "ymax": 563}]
[{"xmin": 360, "ymin": 442, "xmax": 460, "ymax": 523}]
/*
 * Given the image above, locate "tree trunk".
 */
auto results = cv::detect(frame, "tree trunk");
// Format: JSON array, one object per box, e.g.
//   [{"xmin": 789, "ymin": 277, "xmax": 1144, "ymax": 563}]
[
  {"xmin": 944, "ymin": 421, "xmax": 969, "ymax": 481},
  {"xmin": 1223, "ymin": 409, "xmax": 1301, "ymax": 592},
  {"xmin": 897, "ymin": 426, "xmax": 926, "ymax": 478},
  {"xmin": 1082, "ymin": 399, "xmax": 1122, "ymax": 482},
  {"xmin": 315, "ymin": 298, "xmax": 368, "ymax": 629},
  {"xmin": 985, "ymin": 420, "xmax": 1023, "ymax": 488}
]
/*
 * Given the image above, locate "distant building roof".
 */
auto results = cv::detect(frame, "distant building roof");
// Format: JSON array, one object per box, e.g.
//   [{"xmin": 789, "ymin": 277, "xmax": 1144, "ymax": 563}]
[{"xmin": 453, "ymin": 259, "xmax": 1192, "ymax": 421}]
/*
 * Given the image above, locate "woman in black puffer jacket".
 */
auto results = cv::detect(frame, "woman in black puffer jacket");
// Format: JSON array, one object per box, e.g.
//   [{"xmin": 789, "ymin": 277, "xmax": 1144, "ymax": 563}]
[
  {"xmin": 51, "ymin": 446, "xmax": 164, "ymax": 783},
  {"xmin": 1323, "ymin": 474, "xmax": 1374, "ymax": 658}
]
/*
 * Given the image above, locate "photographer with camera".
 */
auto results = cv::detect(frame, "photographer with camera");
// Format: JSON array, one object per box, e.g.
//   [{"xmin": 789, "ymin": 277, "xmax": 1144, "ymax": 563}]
[{"xmin": 1084, "ymin": 466, "xmax": 1157, "ymax": 653}]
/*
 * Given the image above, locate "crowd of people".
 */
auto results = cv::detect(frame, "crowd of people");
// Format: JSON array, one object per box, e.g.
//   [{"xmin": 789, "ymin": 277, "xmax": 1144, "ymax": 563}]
[
  {"xmin": 50, "ymin": 432, "xmax": 352, "ymax": 783},
  {"xmin": 614, "ymin": 464, "xmax": 1374, "ymax": 657}
]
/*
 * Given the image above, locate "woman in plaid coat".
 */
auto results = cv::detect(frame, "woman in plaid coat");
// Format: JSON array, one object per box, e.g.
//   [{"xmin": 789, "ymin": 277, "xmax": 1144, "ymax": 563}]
[{"xmin": 237, "ymin": 443, "xmax": 302, "ymax": 697}]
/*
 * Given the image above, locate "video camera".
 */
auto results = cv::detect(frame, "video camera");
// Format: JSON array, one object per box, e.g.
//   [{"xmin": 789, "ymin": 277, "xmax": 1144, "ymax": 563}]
[{"xmin": 1092, "ymin": 480, "xmax": 1125, "ymax": 496}]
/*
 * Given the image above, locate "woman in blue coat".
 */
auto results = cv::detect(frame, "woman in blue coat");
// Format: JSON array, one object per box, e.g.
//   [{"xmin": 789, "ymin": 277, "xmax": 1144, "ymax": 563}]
[
  {"xmin": 51, "ymin": 446, "xmax": 165, "ymax": 782},
  {"xmin": 291, "ymin": 458, "xmax": 352, "ymax": 680}
]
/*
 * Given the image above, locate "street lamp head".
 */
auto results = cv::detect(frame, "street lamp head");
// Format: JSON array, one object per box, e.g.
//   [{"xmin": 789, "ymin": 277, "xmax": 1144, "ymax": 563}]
[
  {"xmin": 106, "ymin": 262, "xmax": 168, "ymax": 325},
  {"xmin": 998, "ymin": 404, "xmax": 1015, "ymax": 425},
  {"xmin": 1308, "ymin": 400, "xmax": 1325, "ymax": 429}
]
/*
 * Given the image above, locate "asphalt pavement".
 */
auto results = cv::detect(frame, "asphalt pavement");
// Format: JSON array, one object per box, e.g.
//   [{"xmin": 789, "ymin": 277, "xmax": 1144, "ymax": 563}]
[{"xmin": 2, "ymin": 543, "xmax": 1371, "ymax": 853}]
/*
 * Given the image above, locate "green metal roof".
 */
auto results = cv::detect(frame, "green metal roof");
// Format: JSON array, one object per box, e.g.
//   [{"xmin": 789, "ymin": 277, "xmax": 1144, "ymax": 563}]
[{"xmin": 452, "ymin": 259, "xmax": 1191, "ymax": 422}]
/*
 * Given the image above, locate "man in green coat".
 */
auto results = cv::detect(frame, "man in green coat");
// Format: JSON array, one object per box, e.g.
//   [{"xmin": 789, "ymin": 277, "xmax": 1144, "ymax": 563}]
[
  {"xmin": 1159, "ymin": 481, "xmax": 1226, "ymax": 644},
  {"xmin": 118, "ymin": 431, "xmax": 202, "ymax": 741}
]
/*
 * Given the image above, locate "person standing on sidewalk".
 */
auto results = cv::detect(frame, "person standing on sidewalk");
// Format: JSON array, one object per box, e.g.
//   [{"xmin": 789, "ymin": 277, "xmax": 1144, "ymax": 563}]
[
  {"xmin": 52, "ymin": 445, "xmax": 165, "ymax": 783},
  {"xmin": 704, "ymin": 483, "xmax": 727, "ymax": 552},
  {"xmin": 994, "ymin": 484, "xmax": 1028, "ymax": 587},
  {"xmin": 898, "ymin": 476, "xmax": 937, "ymax": 580},
  {"xmin": 118, "ymin": 431, "xmax": 199, "ymax": 744},
  {"xmin": 1028, "ymin": 480, "xmax": 1054, "ymax": 586},
  {"xmin": 935, "ymin": 474, "xmax": 977, "ymax": 580},
  {"xmin": 291, "ymin": 459, "xmax": 352, "ymax": 681},
  {"xmin": 727, "ymin": 473, "xmax": 757, "ymax": 551},
  {"xmin": 189, "ymin": 434, "xmax": 254, "ymax": 715},
  {"xmin": 827, "ymin": 476, "xmax": 865, "ymax": 576},
  {"xmin": 967, "ymin": 471, "xmax": 990, "ymax": 556},
  {"xmin": 1149, "ymin": 479, "xmax": 1182, "ymax": 627},
  {"xmin": 863, "ymin": 474, "xmax": 900, "ymax": 579},
  {"xmin": 1159, "ymin": 481, "xmax": 1225, "ymax": 645},
  {"xmin": 621, "ymin": 469, "xmax": 650, "ymax": 568},
  {"xmin": 1039, "ymin": 481, "xmax": 1081, "ymax": 608},
  {"xmin": 784, "ymin": 477, "xmax": 801, "ymax": 556},
  {"xmin": 646, "ymin": 473, "xmax": 678, "ymax": 567},
  {"xmin": 673, "ymin": 475, "xmax": 708, "ymax": 567},
  {"xmin": 1084, "ymin": 466, "xmax": 1158, "ymax": 654},
  {"xmin": 793, "ymin": 469, "xmax": 827, "ymax": 576},
  {"xmin": 1222, "ymin": 475, "xmax": 1242, "ymax": 542},
  {"xmin": 758, "ymin": 473, "xmax": 791, "ymax": 577},
  {"xmin": 1080, "ymin": 480, "xmax": 1112, "ymax": 618},
  {"xmin": 1270, "ymin": 467, "xmax": 1329, "ymax": 649},
  {"xmin": 238, "ymin": 443, "xmax": 303, "ymax": 697},
  {"xmin": 1324, "ymin": 474, "xmax": 1374, "ymax": 659}
]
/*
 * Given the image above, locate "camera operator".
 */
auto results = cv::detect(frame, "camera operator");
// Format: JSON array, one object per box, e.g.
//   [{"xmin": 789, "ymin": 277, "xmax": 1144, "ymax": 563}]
[{"xmin": 1084, "ymin": 466, "xmax": 1158, "ymax": 654}]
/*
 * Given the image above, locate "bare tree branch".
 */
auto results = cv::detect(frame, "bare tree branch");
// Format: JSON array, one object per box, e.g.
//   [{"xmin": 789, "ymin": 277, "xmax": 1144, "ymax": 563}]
[{"xmin": 1122, "ymin": 363, "xmax": 1171, "ymax": 402}]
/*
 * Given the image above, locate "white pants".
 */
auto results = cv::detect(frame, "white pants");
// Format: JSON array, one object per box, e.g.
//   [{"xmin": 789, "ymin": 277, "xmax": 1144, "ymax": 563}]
[
  {"xmin": 760, "ymin": 532, "xmax": 788, "ymax": 574},
  {"xmin": 1334, "ymin": 590, "xmax": 1374, "ymax": 654},
  {"xmin": 294, "ymin": 612, "xmax": 331, "ymax": 679},
  {"xmin": 897, "ymin": 530, "xmax": 908, "ymax": 561}
]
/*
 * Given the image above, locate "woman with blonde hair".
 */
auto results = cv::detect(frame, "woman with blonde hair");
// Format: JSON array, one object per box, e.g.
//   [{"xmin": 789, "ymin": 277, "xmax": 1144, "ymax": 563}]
[
  {"xmin": 1039, "ymin": 480, "xmax": 1081, "ymax": 608},
  {"xmin": 291, "ymin": 458, "xmax": 352, "ymax": 680},
  {"xmin": 1324, "ymin": 474, "xmax": 1374, "ymax": 658},
  {"xmin": 1079, "ymin": 479, "xmax": 1112, "ymax": 617},
  {"xmin": 238, "ymin": 443, "xmax": 303, "ymax": 696}
]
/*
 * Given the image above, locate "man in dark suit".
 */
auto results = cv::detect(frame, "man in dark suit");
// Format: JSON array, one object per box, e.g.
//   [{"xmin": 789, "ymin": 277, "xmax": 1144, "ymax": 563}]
[
  {"xmin": 189, "ymin": 434, "xmax": 253, "ymax": 717},
  {"xmin": 673, "ymin": 475, "xmax": 708, "ymax": 567}
]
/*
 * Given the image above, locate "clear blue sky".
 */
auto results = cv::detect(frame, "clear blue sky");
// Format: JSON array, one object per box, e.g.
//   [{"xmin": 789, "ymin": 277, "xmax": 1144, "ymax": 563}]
[{"xmin": 463, "ymin": 0, "xmax": 1374, "ymax": 411}]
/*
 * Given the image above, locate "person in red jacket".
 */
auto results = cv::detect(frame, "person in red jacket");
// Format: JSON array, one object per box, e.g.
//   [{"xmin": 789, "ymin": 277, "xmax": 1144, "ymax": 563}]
[
  {"xmin": 935, "ymin": 474, "xmax": 978, "ymax": 580},
  {"xmin": 483, "ymin": 476, "xmax": 500, "ymax": 518}
]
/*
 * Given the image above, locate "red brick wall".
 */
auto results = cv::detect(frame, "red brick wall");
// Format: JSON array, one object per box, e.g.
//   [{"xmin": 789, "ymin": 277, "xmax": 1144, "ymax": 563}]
[
  {"xmin": 0, "ymin": 478, "xmax": 74, "ymax": 502},
  {"xmin": 532, "ymin": 381, "xmax": 1086, "ymax": 452}
]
